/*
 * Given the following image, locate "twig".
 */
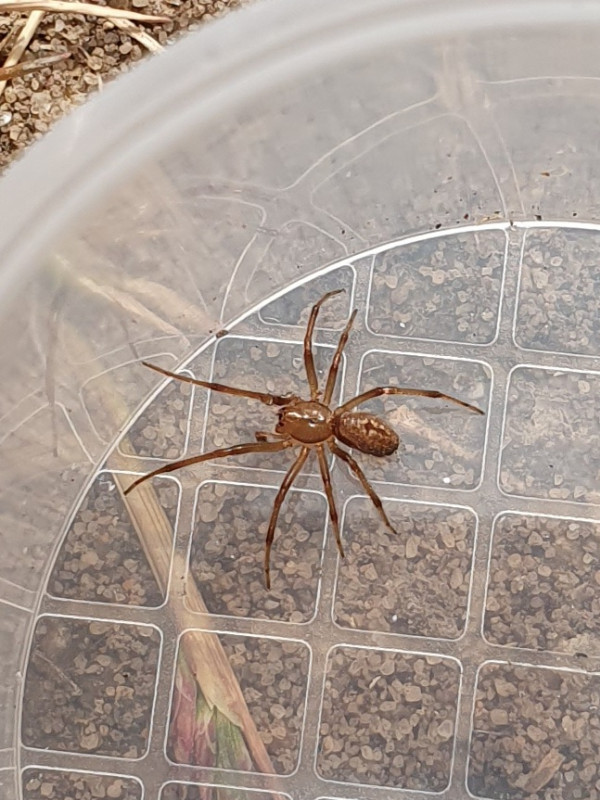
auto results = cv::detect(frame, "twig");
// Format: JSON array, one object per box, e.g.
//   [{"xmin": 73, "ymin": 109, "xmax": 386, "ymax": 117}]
[
  {"xmin": 0, "ymin": 18, "xmax": 24, "ymax": 54},
  {"xmin": 32, "ymin": 650, "xmax": 83, "ymax": 696},
  {"xmin": 0, "ymin": 0, "xmax": 167, "ymax": 101},
  {"xmin": 0, "ymin": 11, "xmax": 44, "ymax": 100},
  {"xmin": 109, "ymin": 464, "xmax": 287, "ymax": 798},
  {"xmin": 0, "ymin": 0, "xmax": 169, "ymax": 22},
  {"xmin": 107, "ymin": 16, "xmax": 163, "ymax": 53},
  {"xmin": 68, "ymin": 271, "xmax": 185, "ymax": 340},
  {"xmin": 0, "ymin": 49, "xmax": 68, "ymax": 80},
  {"xmin": 52, "ymin": 307, "xmax": 283, "ymax": 793},
  {"xmin": 122, "ymin": 275, "xmax": 217, "ymax": 332}
]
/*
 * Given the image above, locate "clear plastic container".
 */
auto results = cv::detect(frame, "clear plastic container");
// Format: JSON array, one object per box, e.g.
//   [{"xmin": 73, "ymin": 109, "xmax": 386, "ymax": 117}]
[{"xmin": 2, "ymin": 1, "xmax": 600, "ymax": 799}]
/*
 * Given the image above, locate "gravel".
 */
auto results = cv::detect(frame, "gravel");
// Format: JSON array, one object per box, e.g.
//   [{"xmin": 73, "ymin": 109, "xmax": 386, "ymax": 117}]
[
  {"xmin": 500, "ymin": 366, "xmax": 600, "ymax": 504},
  {"xmin": 22, "ymin": 616, "xmax": 161, "ymax": 757},
  {"xmin": 335, "ymin": 498, "xmax": 476, "ymax": 639},
  {"xmin": 354, "ymin": 349, "xmax": 489, "ymax": 489},
  {"xmin": 122, "ymin": 375, "xmax": 191, "ymax": 459},
  {"xmin": 189, "ymin": 481, "xmax": 325, "ymax": 620},
  {"xmin": 469, "ymin": 662, "xmax": 600, "ymax": 799},
  {"xmin": 0, "ymin": 0, "xmax": 243, "ymax": 171},
  {"xmin": 317, "ymin": 646, "xmax": 460, "ymax": 792},
  {"xmin": 161, "ymin": 783, "xmax": 278, "ymax": 800},
  {"xmin": 49, "ymin": 472, "xmax": 177, "ymax": 606},
  {"xmin": 369, "ymin": 229, "xmax": 505, "ymax": 344},
  {"xmin": 516, "ymin": 227, "xmax": 600, "ymax": 355},
  {"xmin": 22, "ymin": 769, "xmax": 142, "ymax": 800},
  {"xmin": 484, "ymin": 513, "xmax": 600, "ymax": 655}
]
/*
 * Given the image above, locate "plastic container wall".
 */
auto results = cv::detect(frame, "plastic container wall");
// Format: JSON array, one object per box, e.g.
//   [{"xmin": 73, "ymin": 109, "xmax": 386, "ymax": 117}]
[{"xmin": 2, "ymin": 2, "xmax": 600, "ymax": 799}]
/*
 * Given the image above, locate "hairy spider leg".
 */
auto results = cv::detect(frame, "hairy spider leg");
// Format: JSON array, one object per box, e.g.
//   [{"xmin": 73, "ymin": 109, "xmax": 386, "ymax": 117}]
[
  {"xmin": 329, "ymin": 440, "xmax": 396, "ymax": 533},
  {"xmin": 303, "ymin": 289, "xmax": 345, "ymax": 400},
  {"xmin": 316, "ymin": 445, "xmax": 344, "ymax": 559},
  {"xmin": 323, "ymin": 308, "xmax": 358, "ymax": 406},
  {"xmin": 124, "ymin": 439, "xmax": 293, "ymax": 495},
  {"xmin": 141, "ymin": 361, "xmax": 293, "ymax": 406},
  {"xmin": 336, "ymin": 386, "xmax": 485, "ymax": 416},
  {"xmin": 264, "ymin": 447, "xmax": 310, "ymax": 589}
]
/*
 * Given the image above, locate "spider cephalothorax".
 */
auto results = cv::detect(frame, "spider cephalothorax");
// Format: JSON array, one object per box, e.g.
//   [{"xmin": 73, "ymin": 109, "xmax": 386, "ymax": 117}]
[{"xmin": 125, "ymin": 290, "xmax": 483, "ymax": 588}]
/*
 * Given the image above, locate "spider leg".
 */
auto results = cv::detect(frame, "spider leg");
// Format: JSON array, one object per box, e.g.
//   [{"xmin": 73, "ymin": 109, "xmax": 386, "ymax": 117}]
[
  {"xmin": 329, "ymin": 441, "xmax": 396, "ymax": 533},
  {"xmin": 323, "ymin": 308, "xmax": 358, "ymax": 405},
  {"xmin": 316, "ymin": 444, "xmax": 345, "ymax": 560},
  {"xmin": 304, "ymin": 289, "xmax": 345, "ymax": 400},
  {"xmin": 142, "ymin": 361, "xmax": 294, "ymax": 406},
  {"xmin": 264, "ymin": 447, "xmax": 310, "ymax": 590},
  {"xmin": 124, "ymin": 439, "xmax": 293, "ymax": 495},
  {"xmin": 335, "ymin": 386, "xmax": 485, "ymax": 416}
]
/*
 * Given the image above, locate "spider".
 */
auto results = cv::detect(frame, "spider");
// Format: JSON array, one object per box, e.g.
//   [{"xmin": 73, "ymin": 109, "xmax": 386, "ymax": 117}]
[{"xmin": 125, "ymin": 290, "xmax": 484, "ymax": 589}]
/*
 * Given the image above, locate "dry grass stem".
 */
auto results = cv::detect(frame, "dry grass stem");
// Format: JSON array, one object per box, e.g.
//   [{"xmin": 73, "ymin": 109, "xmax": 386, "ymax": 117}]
[
  {"xmin": 122, "ymin": 275, "xmax": 218, "ymax": 333},
  {"xmin": 107, "ymin": 17, "xmax": 163, "ymax": 53},
  {"xmin": 0, "ymin": 11, "xmax": 44, "ymax": 99},
  {"xmin": 44, "ymin": 298, "xmax": 283, "ymax": 792},
  {"xmin": 0, "ymin": 19, "xmax": 24, "ymax": 53},
  {"xmin": 0, "ymin": 0, "xmax": 169, "ymax": 22},
  {"xmin": 0, "ymin": 0, "xmax": 167, "ymax": 99},
  {"xmin": 110, "ymin": 463, "xmax": 287, "ymax": 795},
  {"xmin": 70, "ymin": 272, "xmax": 185, "ymax": 339},
  {"xmin": 0, "ymin": 49, "xmax": 68, "ymax": 80}
]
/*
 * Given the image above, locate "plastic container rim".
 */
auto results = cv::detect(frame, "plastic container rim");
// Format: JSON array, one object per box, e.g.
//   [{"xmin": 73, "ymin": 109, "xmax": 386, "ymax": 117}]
[{"xmin": 0, "ymin": 0, "xmax": 599, "ymax": 312}]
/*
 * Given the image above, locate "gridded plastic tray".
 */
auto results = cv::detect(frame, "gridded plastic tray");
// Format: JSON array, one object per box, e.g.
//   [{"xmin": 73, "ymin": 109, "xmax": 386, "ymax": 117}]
[{"xmin": 20, "ymin": 222, "xmax": 600, "ymax": 800}]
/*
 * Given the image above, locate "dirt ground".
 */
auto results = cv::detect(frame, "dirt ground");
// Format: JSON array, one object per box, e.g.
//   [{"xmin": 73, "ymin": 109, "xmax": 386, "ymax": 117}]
[{"xmin": 0, "ymin": 0, "xmax": 243, "ymax": 172}]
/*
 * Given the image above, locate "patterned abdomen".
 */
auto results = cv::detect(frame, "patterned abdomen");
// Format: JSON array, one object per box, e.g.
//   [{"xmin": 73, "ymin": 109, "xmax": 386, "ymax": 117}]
[{"xmin": 334, "ymin": 412, "xmax": 399, "ymax": 457}]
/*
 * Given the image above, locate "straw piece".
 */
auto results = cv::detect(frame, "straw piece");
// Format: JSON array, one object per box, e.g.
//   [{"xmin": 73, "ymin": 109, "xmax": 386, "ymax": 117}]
[
  {"xmin": 73, "ymin": 273, "xmax": 184, "ymax": 339},
  {"xmin": 53, "ymin": 254, "xmax": 196, "ymax": 343},
  {"xmin": 110, "ymin": 464, "xmax": 287, "ymax": 797},
  {"xmin": 0, "ymin": 49, "xmax": 68, "ymax": 80},
  {"xmin": 107, "ymin": 16, "xmax": 163, "ymax": 53},
  {"xmin": 0, "ymin": 11, "xmax": 44, "ymax": 101},
  {"xmin": 0, "ymin": 0, "xmax": 169, "ymax": 22},
  {"xmin": 122, "ymin": 276, "xmax": 218, "ymax": 333},
  {"xmin": 0, "ymin": 0, "xmax": 166, "ymax": 100},
  {"xmin": 50, "ymin": 302, "xmax": 283, "ymax": 795},
  {"xmin": 0, "ymin": 19, "xmax": 24, "ymax": 54},
  {"xmin": 170, "ymin": 650, "xmax": 255, "ymax": 774}
]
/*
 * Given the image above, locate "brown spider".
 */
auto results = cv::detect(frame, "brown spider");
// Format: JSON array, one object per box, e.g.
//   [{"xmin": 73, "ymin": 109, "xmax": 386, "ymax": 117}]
[{"xmin": 125, "ymin": 290, "xmax": 484, "ymax": 589}]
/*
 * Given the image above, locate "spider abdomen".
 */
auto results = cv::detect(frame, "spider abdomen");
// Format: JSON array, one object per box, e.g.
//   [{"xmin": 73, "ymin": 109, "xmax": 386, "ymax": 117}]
[{"xmin": 334, "ymin": 412, "xmax": 399, "ymax": 457}]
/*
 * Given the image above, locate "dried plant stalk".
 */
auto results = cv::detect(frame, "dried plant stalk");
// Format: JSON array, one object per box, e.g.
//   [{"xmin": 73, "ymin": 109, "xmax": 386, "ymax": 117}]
[
  {"xmin": 122, "ymin": 275, "xmax": 217, "ymax": 332},
  {"xmin": 53, "ymin": 250, "xmax": 219, "ymax": 344},
  {"xmin": 0, "ymin": 10, "xmax": 44, "ymax": 99},
  {"xmin": 169, "ymin": 649, "xmax": 254, "ymax": 774},
  {"xmin": 0, "ymin": 0, "xmax": 167, "ymax": 100},
  {"xmin": 107, "ymin": 17, "xmax": 163, "ymax": 53},
  {"xmin": 49, "ymin": 283, "xmax": 282, "ymax": 794},
  {"xmin": 65, "ymin": 270, "xmax": 185, "ymax": 339},
  {"xmin": 0, "ymin": 0, "xmax": 169, "ymax": 22},
  {"xmin": 110, "ymin": 461, "xmax": 286, "ymax": 799},
  {"xmin": 0, "ymin": 20, "xmax": 24, "ymax": 54},
  {"xmin": 0, "ymin": 49, "xmax": 68, "ymax": 80}
]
